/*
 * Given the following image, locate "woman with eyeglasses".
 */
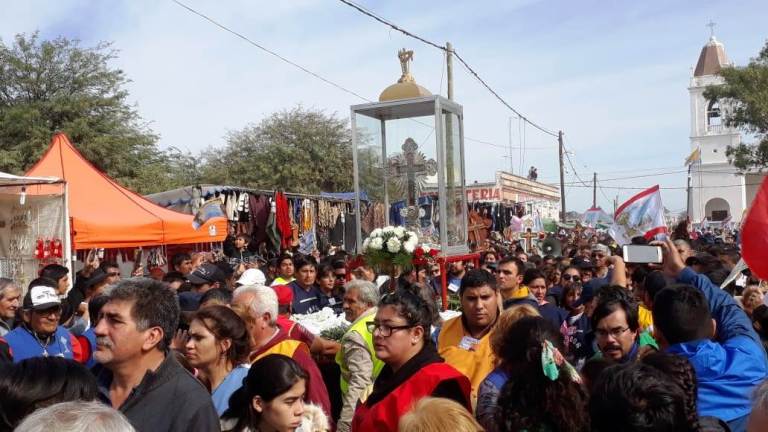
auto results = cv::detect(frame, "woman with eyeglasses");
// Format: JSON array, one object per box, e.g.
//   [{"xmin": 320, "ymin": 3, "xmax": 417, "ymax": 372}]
[
  {"xmin": 351, "ymin": 289, "xmax": 471, "ymax": 432},
  {"xmin": 317, "ymin": 265, "xmax": 344, "ymax": 314}
]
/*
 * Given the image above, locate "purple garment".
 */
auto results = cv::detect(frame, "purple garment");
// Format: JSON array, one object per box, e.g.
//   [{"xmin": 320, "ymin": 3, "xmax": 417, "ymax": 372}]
[{"xmin": 249, "ymin": 194, "xmax": 270, "ymax": 245}]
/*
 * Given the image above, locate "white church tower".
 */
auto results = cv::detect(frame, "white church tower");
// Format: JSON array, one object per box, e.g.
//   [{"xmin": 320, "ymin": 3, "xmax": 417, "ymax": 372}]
[{"xmin": 687, "ymin": 31, "xmax": 746, "ymax": 224}]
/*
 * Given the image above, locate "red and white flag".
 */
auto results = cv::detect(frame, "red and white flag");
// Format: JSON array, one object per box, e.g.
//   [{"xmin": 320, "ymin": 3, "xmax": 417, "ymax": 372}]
[
  {"xmin": 742, "ymin": 177, "xmax": 768, "ymax": 279},
  {"xmin": 609, "ymin": 185, "xmax": 667, "ymax": 245}
]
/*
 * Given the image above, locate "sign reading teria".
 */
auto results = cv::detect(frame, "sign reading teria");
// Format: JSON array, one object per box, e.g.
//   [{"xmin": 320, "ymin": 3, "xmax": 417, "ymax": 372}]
[
  {"xmin": 465, "ymin": 187, "xmax": 501, "ymax": 202},
  {"xmin": 609, "ymin": 185, "xmax": 668, "ymax": 246}
]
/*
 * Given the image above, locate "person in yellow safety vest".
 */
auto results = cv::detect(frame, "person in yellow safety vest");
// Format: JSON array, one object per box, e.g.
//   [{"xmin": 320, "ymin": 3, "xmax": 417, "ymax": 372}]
[
  {"xmin": 335, "ymin": 279, "xmax": 384, "ymax": 432},
  {"xmin": 435, "ymin": 269, "xmax": 500, "ymax": 407},
  {"xmin": 231, "ymin": 284, "xmax": 332, "ymax": 419}
]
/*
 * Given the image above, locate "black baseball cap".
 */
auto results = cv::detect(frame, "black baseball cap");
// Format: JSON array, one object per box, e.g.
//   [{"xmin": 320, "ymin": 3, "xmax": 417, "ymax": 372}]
[{"xmin": 186, "ymin": 263, "xmax": 225, "ymax": 285}]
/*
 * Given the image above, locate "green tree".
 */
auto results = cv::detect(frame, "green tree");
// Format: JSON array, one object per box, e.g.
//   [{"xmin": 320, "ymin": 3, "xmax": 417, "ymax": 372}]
[
  {"xmin": 202, "ymin": 107, "xmax": 353, "ymax": 193},
  {"xmin": 0, "ymin": 32, "xmax": 174, "ymax": 193},
  {"xmin": 704, "ymin": 41, "xmax": 768, "ymax": 172}
]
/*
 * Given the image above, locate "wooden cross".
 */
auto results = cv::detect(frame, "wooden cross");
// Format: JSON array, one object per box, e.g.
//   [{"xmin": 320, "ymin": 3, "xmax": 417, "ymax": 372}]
[
  {"xmin": 521, "ymin": 229, "xmax": 535, "ymax": 254},
  {"xmin": 389, "ymin": 138, "xmax": 437, "ymax": 227}
]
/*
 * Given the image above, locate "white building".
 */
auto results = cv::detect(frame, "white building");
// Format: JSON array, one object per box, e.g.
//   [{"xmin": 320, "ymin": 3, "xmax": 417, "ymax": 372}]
[{"xmin": 687, "ymin": 34, "xmax": 765, "ymax": 224}]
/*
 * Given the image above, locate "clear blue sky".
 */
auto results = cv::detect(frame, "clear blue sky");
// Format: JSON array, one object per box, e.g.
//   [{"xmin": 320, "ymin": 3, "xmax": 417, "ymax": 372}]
[{"xmin": 2, "ymin": 0, "xmax": 767, "ymax": 213}]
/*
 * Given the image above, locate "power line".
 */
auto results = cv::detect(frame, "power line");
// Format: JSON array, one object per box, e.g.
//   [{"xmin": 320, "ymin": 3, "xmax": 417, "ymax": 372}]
[
  {"xmin": 173, "ymin": 0, "xmax": 526, "ymax": 155},
  {"xmin": 566, "ymin": 182, "xmax": 764, "ymax": 191},
  {"xmin": 336, "ymin": 0, "xmax": 559, "ymax": 138},
  {"xmin": 173, "ymin": 0, "xmax": 372, "ymax": 102},
  {"xmin": 563, "ymin": 145, "xmax": 590, "ymax": 187}
]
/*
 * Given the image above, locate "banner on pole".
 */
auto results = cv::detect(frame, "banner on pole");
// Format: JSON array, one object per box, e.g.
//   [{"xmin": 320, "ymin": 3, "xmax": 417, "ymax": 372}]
[{"xmin": 609, "ymin": 185, "xmax": 667, "ymax": 246}]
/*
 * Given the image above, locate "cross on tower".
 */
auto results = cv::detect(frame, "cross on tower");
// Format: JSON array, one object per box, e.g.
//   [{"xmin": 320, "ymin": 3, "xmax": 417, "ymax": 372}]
[{"xmin": 707, "ymin": 20, "xmax": 717, "ymax": 38}]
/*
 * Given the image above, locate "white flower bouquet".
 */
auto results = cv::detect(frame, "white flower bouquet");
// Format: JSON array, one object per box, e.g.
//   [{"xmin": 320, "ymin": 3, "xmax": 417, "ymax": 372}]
[
  {"xmin": 292, "ymin": 307, "xmax": 350, "ymax": 336},
  {"xmin": 361, "ymin": 226, "xmax": 419, "ymax": 271}
]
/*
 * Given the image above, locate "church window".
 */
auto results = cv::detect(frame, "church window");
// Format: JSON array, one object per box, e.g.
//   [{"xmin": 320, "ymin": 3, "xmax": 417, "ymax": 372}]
[{"xmin": 707, "ymin": 100, "xmax": 722, "ymax": 129}]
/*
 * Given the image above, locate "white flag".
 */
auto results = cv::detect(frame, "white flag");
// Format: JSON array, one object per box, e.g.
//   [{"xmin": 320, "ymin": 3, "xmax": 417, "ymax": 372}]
[
  {"xmin": 609, "ymin": 185, "xmax": 667, "ymax": 246},
  {"xmin": 582, "ymin": 207, "xmax": 613, "ymax": 228}
]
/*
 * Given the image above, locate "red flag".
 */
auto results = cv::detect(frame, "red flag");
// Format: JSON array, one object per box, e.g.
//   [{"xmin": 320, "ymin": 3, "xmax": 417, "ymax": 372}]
[{"xmin": 742, "ymin": 176, "xmax": 768, "ymax": 279}]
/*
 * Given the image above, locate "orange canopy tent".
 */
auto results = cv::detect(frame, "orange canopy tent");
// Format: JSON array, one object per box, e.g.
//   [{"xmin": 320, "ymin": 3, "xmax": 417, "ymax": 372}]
[{"xmin": 25, "ymin": 133, "xmax": 227, "ymax": 249}]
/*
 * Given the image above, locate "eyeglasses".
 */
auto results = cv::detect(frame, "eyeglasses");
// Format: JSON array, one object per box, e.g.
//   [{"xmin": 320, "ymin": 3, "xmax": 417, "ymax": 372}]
[
  {"xmin": 594, "ymin": 326, "xmax": 630, "ymax": 339},
  {"xmin": 366, "ymin": 321, "xmax": 415, "ymax": 337},
  {"xmin": 34, "ymin": 306, "xmax": 62, "ymax": 316},
  {"xmin": 562, "ymin": 274, "xmax": 579, "ymax": 281},
  {"xmin": 334, "ymin": 274, "xmax": 346, "ymax": 280},
  {"xmin": 107, "ymin": 272, "xmax": 120, "ymax": 277}
]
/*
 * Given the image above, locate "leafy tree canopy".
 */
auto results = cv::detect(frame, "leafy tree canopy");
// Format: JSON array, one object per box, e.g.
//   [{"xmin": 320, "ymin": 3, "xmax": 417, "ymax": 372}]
[
  {"xmin": 202, "ymin": 107, "xmax": 353, "ymax": 194},
  {"xmin": 704, "ymin": 40, "xmax": 768, "ymax": 172},
  {"xmin": 0, "ymin": 32, "xmax": 176, "ymax": 193}
]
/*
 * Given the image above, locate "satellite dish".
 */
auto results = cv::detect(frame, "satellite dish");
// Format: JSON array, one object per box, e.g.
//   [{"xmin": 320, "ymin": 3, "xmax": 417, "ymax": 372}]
[{"xmin": 541, "ymin": 237, "xmax": 562, "ymax": 257}]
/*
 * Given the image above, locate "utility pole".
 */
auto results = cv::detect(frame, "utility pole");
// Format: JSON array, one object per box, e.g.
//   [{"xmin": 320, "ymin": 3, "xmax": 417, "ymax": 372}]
[
  {"xmin": 508, "ymin": 117, "xmax": 513, "ymax": 174},
  {"xmin": 686, "ymin": 166, "xmax": 692, "ymax": 221},
  {"xmin": 593, "ymin": 172, "xmax": 598, "ymax": 209},
  {"xmin": 558, "ymin": 131, "xmax": 566, "ymax": 222},
  {"xmin": 446, "ymin": 42, "xmax": 454, "ymax": 100}
]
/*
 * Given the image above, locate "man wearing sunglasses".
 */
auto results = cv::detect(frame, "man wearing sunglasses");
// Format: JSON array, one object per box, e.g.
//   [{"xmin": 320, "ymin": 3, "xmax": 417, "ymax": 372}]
[{"xmin": 5, "ymin": 279, "xmax": 81, "ymax": 362}]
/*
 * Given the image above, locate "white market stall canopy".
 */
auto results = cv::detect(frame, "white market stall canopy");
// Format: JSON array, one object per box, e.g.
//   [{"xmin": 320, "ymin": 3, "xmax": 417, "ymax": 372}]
[
  {"xmin": 0, "ymin": 171, "xmax": 70, "ymax": 290},
  {"xmin": 0, "ymin": 171, "xmax": 64, "ymax": 187}
]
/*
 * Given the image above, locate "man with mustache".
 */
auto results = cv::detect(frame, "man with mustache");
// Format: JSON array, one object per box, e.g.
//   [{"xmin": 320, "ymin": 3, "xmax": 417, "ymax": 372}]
[
  {"xmin": 591, "ymin": 285, "xmax": 658, "ymax": 363},
  {"xmin": 435, "ymin": 269, "xmax": 500, "ymax": 405},
  {"xmin": 93, "ymin": 278, "xmax": 219, "ymax": 432}
]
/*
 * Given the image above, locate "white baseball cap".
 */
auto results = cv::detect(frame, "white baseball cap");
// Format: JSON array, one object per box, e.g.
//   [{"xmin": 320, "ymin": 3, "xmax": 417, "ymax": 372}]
[
  {"xmin": 23, "ymin": 285, "xmax": 61, "ymax": 311},
  {"xmin": 236, "ymin": 269, "xmax": 266, "ymax": 287}
]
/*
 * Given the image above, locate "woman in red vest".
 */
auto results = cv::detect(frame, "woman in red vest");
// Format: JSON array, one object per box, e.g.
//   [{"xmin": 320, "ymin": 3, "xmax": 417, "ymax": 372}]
[{"xmin": 351, "ymin": 289, "xmax": 471, "ymax": 432}]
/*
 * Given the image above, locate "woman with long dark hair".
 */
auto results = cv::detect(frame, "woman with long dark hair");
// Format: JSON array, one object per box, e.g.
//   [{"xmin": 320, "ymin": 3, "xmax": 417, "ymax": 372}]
[
  {"xmin": 0, "ymin": 357, "xmax": 98, "ymax": 432},
  {"xmin": 185, "ymin": 305, "xmax": 251, "ymax": 415},
  {"xmin": 221, "ymin": 354, "xmax": 329, "ymax": 432},
  {"xmin": 316, "ymin": 264, "xmax": 343, "ymax": 314},
  {"xmin": 351, "ymin": 289, "xmax": 471, "ymax": 432},
  {"xmin": 496, "ymin": 316, "xmax": 589, "ymax": 432},
  {"xmin": 560, "ymin": 283, "xmax": 592, "ymax": 364}
]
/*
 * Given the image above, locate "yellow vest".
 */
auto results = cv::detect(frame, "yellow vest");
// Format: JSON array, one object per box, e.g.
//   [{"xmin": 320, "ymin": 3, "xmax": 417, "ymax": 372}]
[
  {"xmin": 639, "ymin": 305, "xmax": 654, "ymax": 333},
  {"xmin": 251, "ymin": 339, "xmax": 304, "ymax": 363},
  {"xmin": 335, "ymin": 310, "xmax": 384, "ymax": 395},
  {"xmin": 437, "ymin": 315, "xmax": 495, "ymax": 406}
]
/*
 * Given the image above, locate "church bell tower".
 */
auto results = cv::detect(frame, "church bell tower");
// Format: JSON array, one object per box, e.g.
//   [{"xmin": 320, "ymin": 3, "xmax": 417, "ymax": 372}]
[{"xmin": 687, "ymin": 29, "xmax": 745, "ymax": 224}]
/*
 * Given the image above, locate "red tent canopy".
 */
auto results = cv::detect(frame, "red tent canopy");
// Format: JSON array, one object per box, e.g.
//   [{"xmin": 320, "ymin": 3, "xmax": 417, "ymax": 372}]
[{"xmin": 26, "ymin": 133, "xmax": 226, "ymax": 249}]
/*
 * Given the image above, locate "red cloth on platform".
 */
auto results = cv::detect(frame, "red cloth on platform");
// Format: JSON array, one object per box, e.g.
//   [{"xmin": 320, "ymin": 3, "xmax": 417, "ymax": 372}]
[{"xmin": 743, "ymin": 176, "xmax": 768, "ymax": 280}]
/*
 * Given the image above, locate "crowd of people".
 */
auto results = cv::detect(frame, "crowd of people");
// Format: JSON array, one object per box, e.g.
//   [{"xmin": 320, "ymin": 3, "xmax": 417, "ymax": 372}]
[{"xmin": 0, "ymin": 227, "xmax": 767, "ymax": 432}]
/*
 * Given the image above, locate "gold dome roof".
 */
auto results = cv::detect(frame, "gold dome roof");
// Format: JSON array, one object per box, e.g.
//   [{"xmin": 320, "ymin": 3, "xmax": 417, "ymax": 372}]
[
  {"xmin": 379, "ymin": 81, "xmax": 432, "ymax": 102},
  {"xmin": 379, "ymin": 48, "xmax": 432, "ymax": 102}
]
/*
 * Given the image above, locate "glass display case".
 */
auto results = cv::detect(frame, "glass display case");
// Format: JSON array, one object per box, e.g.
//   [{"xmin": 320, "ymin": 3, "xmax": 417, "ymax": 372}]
[{"xmin": 351, "ymin": 95, "xmax": 468, "ymax": 255}]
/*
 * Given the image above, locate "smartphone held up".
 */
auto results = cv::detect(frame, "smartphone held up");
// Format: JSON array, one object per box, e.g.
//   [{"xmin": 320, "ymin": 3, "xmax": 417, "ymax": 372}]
[{"xmin": 622, "ymin": 244, "xmax": 662, "ymax": 264}]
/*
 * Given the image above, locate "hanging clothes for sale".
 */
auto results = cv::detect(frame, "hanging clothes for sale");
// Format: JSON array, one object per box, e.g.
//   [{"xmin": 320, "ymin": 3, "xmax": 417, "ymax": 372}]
[
  {"xmin": 266, "ymin": 201, "xmax": 281, "ymax": 253},
  {"xmin": 329, "ymin": 208, "xmax": 345, "ymax": 246},
  {"xmin": 344, "ymin": 210, "xmax": 357, "ymax": 254},
  {"xmin": 248, "ymin": 194, "xmax": 270, "ymax": 245},
  {"xmin": 274, "ymin": 192, "xmax": 292, "ymax": 250}
]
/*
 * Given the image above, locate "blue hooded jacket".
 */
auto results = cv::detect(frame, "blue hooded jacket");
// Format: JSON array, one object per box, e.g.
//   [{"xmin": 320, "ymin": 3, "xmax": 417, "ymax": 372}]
[{"xmin": 666, "ymin": 267, "xmax": 768, "ymax": 430}]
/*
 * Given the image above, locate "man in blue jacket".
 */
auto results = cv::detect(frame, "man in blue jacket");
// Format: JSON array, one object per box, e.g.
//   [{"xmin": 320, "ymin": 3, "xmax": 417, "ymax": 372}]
[{"xmin": 653, "ymin": 239, "xmax": 768, "ymax": 432}]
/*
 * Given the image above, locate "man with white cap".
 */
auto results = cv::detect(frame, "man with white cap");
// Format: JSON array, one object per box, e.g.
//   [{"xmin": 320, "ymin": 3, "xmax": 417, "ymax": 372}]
[
  {"xmin": 5, "ymin": 278, "xmax": 81, "ymax": 362},
  {"xmin": 235, "ymin": 268, "xmax": 267, "ymax": 287}
]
